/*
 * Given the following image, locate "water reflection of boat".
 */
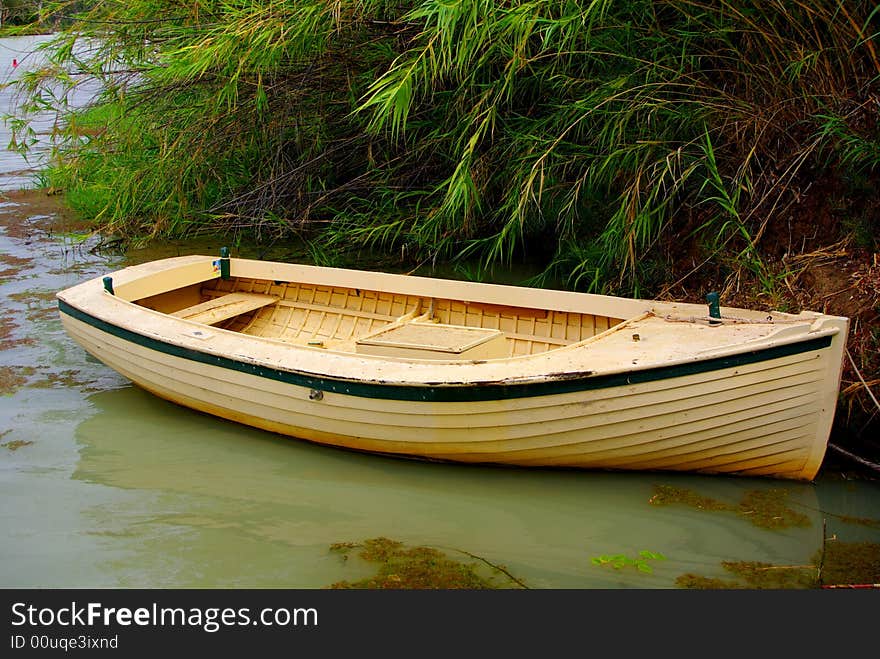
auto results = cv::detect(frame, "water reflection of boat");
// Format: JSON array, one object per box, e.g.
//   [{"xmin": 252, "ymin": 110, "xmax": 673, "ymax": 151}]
[
  {"xmin": 74, "ymin": 386, "xmax": 826, "ymax": 589},
  {"xmin": 58, "ymin": 253, "xmax": 848, "ymax": 480}
]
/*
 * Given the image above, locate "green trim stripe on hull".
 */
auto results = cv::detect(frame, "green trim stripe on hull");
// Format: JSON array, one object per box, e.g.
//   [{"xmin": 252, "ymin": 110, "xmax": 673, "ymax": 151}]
[{"xmin": 58, "ymin": 299, "xmax": 833, "ymax": 403}]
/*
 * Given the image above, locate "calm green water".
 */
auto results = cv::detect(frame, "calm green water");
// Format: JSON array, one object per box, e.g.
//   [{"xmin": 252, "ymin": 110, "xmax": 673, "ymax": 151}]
[
  {"xmin": 1, "ymin": 196, "xmax": 878, "ymax": 589},
  {"xmin": 0, "ymin": 34, "xmax": 103, "ymax": 192},
  {"xmin": 1, "ymin": 36, "xmax": 878, "ymax": 590}
]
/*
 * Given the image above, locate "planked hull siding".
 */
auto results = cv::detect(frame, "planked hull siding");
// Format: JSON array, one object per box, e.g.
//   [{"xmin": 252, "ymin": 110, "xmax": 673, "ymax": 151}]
[{"xmin": 60, "ymin": 309, "xmax": 834, "ymax": 480}]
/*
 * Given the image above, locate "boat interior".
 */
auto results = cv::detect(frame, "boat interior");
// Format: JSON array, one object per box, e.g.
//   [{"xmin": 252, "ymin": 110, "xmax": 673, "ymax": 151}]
[{"xmin": 133, "ymin": 275, "xmax": 627, "ymax": 360}]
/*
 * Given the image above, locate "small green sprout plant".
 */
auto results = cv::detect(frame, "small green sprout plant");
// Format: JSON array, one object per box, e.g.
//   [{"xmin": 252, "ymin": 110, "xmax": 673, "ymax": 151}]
[{"xmin": 592, "ymin": 550, "xmax": 667, "ymax": 574}]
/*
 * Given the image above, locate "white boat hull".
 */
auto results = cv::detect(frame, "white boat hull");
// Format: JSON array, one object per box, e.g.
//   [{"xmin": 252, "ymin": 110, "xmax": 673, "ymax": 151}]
[{"xmin": 59, "ymin": 269, "xmax": 846, "ymax": 480}]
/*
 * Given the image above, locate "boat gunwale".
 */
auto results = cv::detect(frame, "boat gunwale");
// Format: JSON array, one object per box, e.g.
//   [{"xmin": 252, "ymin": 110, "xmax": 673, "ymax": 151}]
[
  {"xmin": 58, "ymin": 297, "xmax": 837, "ymax": 403},
  {"xmin": 99, "ymin": 253, "xmax": 822, "ymax": 322}
]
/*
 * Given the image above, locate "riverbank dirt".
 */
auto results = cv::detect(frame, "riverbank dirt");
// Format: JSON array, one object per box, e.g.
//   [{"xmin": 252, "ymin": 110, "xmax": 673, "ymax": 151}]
[
  {"xmin": 0, "ymin": 188, "xmax": 90, "ymax": 237},
  {"xmin": 4, "ymin": 187, "xmax": 878, "ymax": 477},
  {"xmin": 659, "ymin": 231, "xmax": 880, "ymax": 476}
]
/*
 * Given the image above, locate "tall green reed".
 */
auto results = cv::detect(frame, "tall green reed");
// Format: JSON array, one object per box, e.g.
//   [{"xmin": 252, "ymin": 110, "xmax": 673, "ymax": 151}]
[{"xmin": 5, "ymin": 0, "xmax": 878, "ymax": 294}]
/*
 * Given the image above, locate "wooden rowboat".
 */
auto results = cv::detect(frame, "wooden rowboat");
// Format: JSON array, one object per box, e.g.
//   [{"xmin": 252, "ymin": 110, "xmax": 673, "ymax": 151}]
[{"xmin": 57, "ymin": 251, "xmax": 849, "ymax": 480}]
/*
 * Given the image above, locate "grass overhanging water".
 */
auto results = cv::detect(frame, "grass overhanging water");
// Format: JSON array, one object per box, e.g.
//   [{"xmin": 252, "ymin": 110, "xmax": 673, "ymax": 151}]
[{"xmin": 4, "ymin": 2, "xmax": 877, "ymax": 287}]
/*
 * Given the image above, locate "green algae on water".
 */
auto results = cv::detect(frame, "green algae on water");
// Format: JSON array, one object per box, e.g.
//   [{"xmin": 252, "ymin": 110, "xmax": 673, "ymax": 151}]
[
  {"xmin": 676, "ymin": 540, "xmax": 880, "ymax": 589},
  {"xmin": 0, "ymin": 317, "xmax": 35, "ymax": 351},
  {"xmin": 0, "ymin": 366, "xmax": 33, "ymax": 395},
  {"xmin": 28, "ymin": 369, "xmax": 105, "ymax": 392},
  {"xmin": 649, "ymin": 484, "xmax": 811, "ymax": 530},
  {"xmin": 7, "ymin": 290, "xmax": 60, "ymax": 323},
  {"xmin": 737, "ymin": 489, "xmax": 811, "ymax": 529},
  {"xmin": 675, "ymin": 574, "xmax": 745, "ymax": 589},
  {"xmin": 676, "ymin": 561, "xmax": 817, "ymax": 589},
  {"xmin": 327, "ymin": 537, "xmax": 525, "ymax": 589},
  {"xmin": 0, "ymin": 252, "xmax": 30, "ymax": 279},
  {"xmin": 1, "ymin": 429, "xmax": 33, "ymax": 451},
  {"xmin": 649, "ymin": 485, "xmax": 732, "ymax": 511},
  {"xmin": 722, "ymin": 561, "xmax": 817, "ymax": 589},
  {"xmin": 591, "ymin": 550, "xmax": 667, "ymax": 574},
  {"xmin": 815, "ymin": 540, "xmax": 880, "ymax": 586},
  {"xmin": 2, "ymin": 439, "xmax": 34, "ymax": 451}
]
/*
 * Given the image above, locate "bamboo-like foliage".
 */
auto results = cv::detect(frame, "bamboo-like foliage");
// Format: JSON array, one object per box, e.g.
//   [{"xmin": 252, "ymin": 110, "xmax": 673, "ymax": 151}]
[{"xmin": 5, "ymin": 0, "xmax": 879, "ymax": 293}]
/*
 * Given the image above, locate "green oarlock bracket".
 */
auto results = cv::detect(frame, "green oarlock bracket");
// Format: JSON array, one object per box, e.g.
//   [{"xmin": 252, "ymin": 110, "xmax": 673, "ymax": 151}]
[
  {"xmin": 219, "ymin": 246, "xmax": 230, "ymax": 280},
  {"xmin": 102, "ymin": 276, "xmax": 114, "ymax": 295},
  {"xmin": 706, "ymin": 291, "xmax": 721, "ymax": 323}
]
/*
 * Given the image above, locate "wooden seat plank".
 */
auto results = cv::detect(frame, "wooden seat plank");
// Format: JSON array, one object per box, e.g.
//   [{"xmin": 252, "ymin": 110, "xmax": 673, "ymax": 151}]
[{"xmin": 171, "ymin": 292, "xmax": 278, "ymax": 325}]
